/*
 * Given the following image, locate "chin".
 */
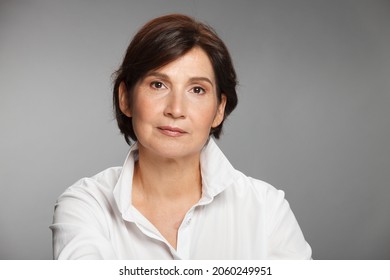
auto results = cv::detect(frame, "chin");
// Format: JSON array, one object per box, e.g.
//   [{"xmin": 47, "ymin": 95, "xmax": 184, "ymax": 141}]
[
  {"xmin": 137, "ymin": 132, "xmax": 210, "ymax": 159},
  {"xmin": 142, "ymin": 140, "xmax": 202, "ymax": 160},
  {"xmin": 159, "ymin": 144, "xmax": 199, "ymax": 159}
]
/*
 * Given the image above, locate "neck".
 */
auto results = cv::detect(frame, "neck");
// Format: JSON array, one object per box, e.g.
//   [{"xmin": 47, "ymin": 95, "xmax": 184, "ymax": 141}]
[{"xmin": 133, "ymin": 145, "xmax": 202, "ymax": 201}]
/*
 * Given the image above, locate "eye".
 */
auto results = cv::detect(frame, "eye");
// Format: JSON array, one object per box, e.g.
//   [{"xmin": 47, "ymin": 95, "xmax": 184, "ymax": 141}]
[
  {"xmin": 190, "ymin": 86, "xmax": 206, "ymax": 95},
  {"xmin": 150, "ymin": 81, "xmax": 166, "ymax": 89}
]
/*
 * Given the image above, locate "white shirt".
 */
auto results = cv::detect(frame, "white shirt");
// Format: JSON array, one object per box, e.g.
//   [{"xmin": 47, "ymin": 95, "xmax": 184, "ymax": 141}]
[{"xmin": 50, "ymin": 139, "xmax": 312, "ymax": 259}]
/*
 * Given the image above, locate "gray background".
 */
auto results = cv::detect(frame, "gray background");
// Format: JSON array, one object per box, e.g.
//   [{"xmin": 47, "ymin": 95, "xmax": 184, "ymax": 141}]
[{"xmin": 1, "ymin": 0, "xmax": 389, "ymax": 259}]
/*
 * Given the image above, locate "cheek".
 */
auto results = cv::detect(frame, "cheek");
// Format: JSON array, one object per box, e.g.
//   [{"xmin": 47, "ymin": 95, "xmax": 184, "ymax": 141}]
[
  {"xmin": 130, "ymin": 97, "xmax": 154, "ymax": 135},
  {"xmin": 193, "ymin": 103, "xmax": 218, "ymax": 128},
  {"xmin": 132, "ymin": 95, "xmax": 155, "ymax": 121},
  {"xmin": 131, "ymin": 97, "xmax": 168, "ymax": 141}
]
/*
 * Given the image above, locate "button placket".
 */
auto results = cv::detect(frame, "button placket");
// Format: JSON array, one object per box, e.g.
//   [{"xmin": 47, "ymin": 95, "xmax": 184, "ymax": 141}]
[{"xmin": 175, "ymin": 208, "xmax": 197, "ymax": 258}]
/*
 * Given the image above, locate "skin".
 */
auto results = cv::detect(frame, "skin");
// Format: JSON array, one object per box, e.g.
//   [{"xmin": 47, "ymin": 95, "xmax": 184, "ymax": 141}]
[{"xmin": 119, "ymin": 47, "xmax": 227, "ymax": 249}]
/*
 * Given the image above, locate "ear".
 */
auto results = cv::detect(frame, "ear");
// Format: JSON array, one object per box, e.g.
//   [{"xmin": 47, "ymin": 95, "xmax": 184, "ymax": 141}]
[
  {"xmin": 212, "ymin": 94, "xmax": 227, "ymax": 128},
  {"xmin": 119, "ymin": 82, "xmax": 132, "ymax": 117}
]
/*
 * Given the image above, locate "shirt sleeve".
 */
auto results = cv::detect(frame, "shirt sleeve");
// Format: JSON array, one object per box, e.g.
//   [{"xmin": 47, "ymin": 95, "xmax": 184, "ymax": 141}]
[
  {"xmin": 50, "ymin": 185, "xmax": 117, "ymax": 259},
  {"xmin": 265, "ymin": 187, "xmax": 312, "ymax": 259}
]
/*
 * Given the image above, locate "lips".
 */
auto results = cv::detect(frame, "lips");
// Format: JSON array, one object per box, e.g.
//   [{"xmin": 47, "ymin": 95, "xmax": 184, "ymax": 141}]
[{"xmin": 157, "ymin": 126, "xmax": 187, "ymax": 137}]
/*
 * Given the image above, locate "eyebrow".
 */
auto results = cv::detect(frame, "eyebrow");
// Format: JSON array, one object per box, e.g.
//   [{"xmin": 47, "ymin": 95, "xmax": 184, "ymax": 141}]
[
  {"xmin": 145, "ymin": 72, "xmax": 169, "ymax": 80},
  {"xmin": 189, "ymin": 77, "xmax": 214, "ymax": 87},
  {"xmin": 145, "ymin": 71, "xmax": 214, "ymax": 87}
]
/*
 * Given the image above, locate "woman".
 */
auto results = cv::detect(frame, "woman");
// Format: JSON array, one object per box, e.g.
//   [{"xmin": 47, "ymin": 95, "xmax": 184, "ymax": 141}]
[{"xmin": 50, "ymin": 14, "xmax": 312, "ymax": 259}]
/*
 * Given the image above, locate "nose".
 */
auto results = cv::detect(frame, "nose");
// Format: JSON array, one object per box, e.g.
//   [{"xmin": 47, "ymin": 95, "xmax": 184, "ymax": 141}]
[{"xmin": 163, "ymin": 90, "xmax": 186, "ymax": 119}]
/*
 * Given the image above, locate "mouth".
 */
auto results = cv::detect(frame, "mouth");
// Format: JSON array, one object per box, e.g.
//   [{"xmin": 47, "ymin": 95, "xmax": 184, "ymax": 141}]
[{"xmin": 157, "ymin": 126, "xmax": 187, "ymax": 137}]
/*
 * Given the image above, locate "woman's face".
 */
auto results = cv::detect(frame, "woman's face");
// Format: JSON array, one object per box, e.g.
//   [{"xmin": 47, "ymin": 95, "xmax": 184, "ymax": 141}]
[{"xmin": 120, "ymin": 47, "xmax": 226, "ymax": 160}]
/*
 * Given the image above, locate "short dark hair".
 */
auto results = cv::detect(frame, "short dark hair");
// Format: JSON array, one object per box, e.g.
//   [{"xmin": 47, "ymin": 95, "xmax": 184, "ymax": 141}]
[{"xmin": 113, "ymin": 14, "xmax": 238, "ymax": 145}]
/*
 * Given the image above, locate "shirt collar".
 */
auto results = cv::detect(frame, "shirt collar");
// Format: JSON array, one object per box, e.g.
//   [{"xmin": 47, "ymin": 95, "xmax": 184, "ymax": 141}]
[
  {"xmin": 113, "ymin": 138, "xmax": 239, "ymax": 217},
  {"xmin": 199, "ymin": 138, "xmax": 239, "ymax": 200}
]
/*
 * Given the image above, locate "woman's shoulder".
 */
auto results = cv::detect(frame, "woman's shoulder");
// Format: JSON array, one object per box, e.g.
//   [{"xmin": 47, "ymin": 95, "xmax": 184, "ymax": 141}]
[
  {"xmin": 229, "ymin": 169, "xmax": 287, "ymax": 204},
  {"xmin": 56, "ymin": 166, "xmax": 122, "ymax": 204},
  {"xmin": 51, "ymin": 166, "xmax": 123, "ymax": 246}
]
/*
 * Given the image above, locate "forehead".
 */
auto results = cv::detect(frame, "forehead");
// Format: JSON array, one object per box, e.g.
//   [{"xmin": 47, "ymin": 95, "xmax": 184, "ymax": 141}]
[{"xmin": 147, "ymin": 47, "xmax": 215, "ymax": 81}]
